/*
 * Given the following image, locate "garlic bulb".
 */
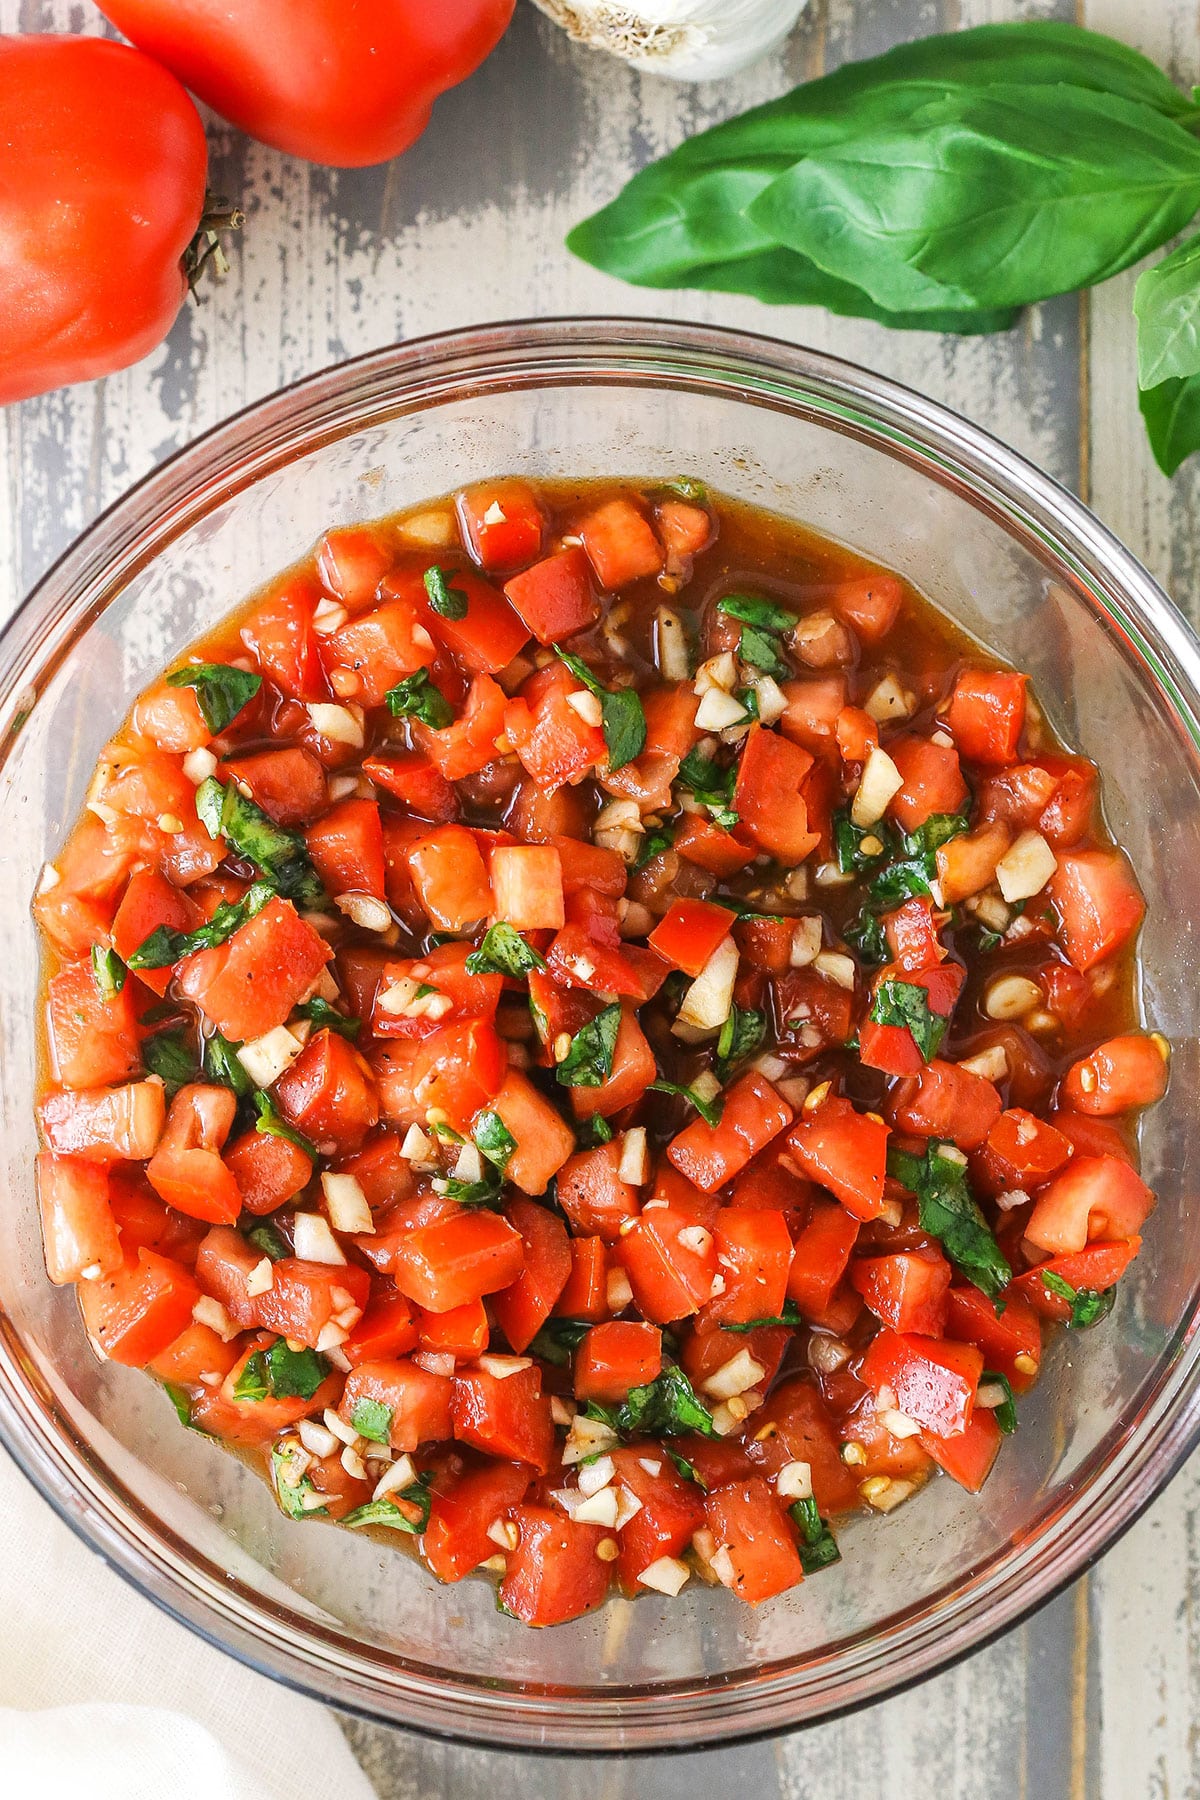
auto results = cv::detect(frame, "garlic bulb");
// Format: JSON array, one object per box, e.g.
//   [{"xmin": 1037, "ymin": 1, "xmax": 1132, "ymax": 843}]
[{"xmin": 532, "ymin": 0, "xmax": 808, "ymax": 83}]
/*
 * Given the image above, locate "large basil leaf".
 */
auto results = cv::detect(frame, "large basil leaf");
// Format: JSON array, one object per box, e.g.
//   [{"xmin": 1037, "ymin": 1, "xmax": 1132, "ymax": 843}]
[
  {"xmin": 1140, "ymin": 373, "xmax": 1200, "ymax": 475},
  {"xmin": 752, "ymin": 86, "xmax": 1200, "ymax": 316},
  {"xmin": 1135, "ymin": 233, "xmax": 1200, "ymax": 389}
]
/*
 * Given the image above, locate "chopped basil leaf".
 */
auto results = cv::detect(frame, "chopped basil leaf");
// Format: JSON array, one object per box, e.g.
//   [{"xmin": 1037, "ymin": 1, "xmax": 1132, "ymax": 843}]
[
  {"xmin": 982, "ymin": 1370, "xmax": 1018, "ymax": 1435},
  {"xmin": 246, "ymin": 1221, "xmax": 289, "ymax": 1263},
  {"xmin": 648, "ymin": 1078, "xmax": 724, "ymax": 1130},
  {"xmin": 666, "ymin": 1446, "xmax": 707, "ymax": 1488},
  {"xmin": 267, "ymin": 1339, "xmax": 329, "ymax": 1400},
  {"xmin": 676, "ymin": 748, "xmax": 738, "ymax": 828},
  {"xmin": 343, "ymin": 1480, "xmax": 432, "ymax": 1535},
  {"xmin": 384, "ymin": 668, "xmax": 454, "ymax": 730},
  {"xmin": 527, "ymin": 1318, "xmax": 593, "ymax": 1367},
  {"xmin": 203, "ymin": 1029, "xmax": 253, "ymax": 1097},
  {"xmin": 474, "ymin": 1109, "xmax": 518, "ymax": 1170},
  {"xmin": 438, "ymin": 1166, "xmax": 505, "ymax": 1207},
  {"xmin": 634, "ymin": 826, "xmax": 675, "ymax": 871},
  {"xmin": 716, "ymin": 1004, "xmax": 766, "ymax": 1075},
  {"xmin": 166, "ymin": 662, "xmax": 262, "ymax": 734},
  {"xmin": 888, "ymin": 1141, "xmax": 1011, "ymax": 1300},
  {"xmin": 791, "ymin": 1495, "xmax": 841, "ymax": 1573},
  {"xmin": 142, "ymin": 1029, "xmax": 199, "ymax": 1098},
  {"xmin": 90, "ymin": 944, "xmax": 127, "ymax": 998},
  {"xmin": 164, "ymin": 1382, "xmax": 194, "ymax": 1429},
  {"xmin": 197, "ymin": 778, "xmax": 326, "ymax": 908},
  {"xmin": 465, "ymin": 922, "xmax": 548, "ymax": 978},
  {"xmin": 423, "ymin": 565, "xmax": 469, "ymax": 620},
  {"xmin": 737, "ymin": 624, "xmax": 790, "ymax": 677},
  {"xmin": 271, "ymin": 1444, "xmax": 327, "ymax": 1520},
  {"xmin": 723, "ymin": 1301, "xmax": 803, "ymax": 1334},
  {"xmin": 554, "ymin": 647, "xmax": 647, "ymax": 772},
  {"xmin": 254, "ymin": 1090, "xmax": 317, "ymax": 1161},
  {"xmin": 663, "ymin": 476, "xmax": 707, "ymax": 502},
  {"xmin": 233, "ymin": 1352, "xmax": 270, "ymax": 1403},
  {"xmin": 1040, "ymin": 1269, "xmax": 1117, "ymax": 1329},
  {"xmin": 349, "ymin": 1396, "xmax": 393, "ymax": 1444},
  {"xmin": 733, "ymin": 685, "xmax": 759, "ymax": 722},
  {"xmin": 605, "ymin": 1366, "xmax": 716, "ymax": 1439},
  {"xmin": 556, "ymin": 1003, "xmax": 622, "ymax": 1089},
  {"xmin": 869, "ymin": 978, "xmax": 948, "ymax": 1062},
  {"xmin": 864, "ymin": 813, "xmax": 970, "ymax": 908},
  {"xmin": 834, "ymin": 810, "xmax": 894, "ymax": 874},
  {"xmin": 295, "ymin": 997, "xmax": 361, "ymax": 1039},
  {"xmin": 580, "ymin": 1114, "xmax": 614, "ymax": 1147},
  {"xmin": 717, "ymin": 593, "xmax": 796, "ymax": 635},
  {"xmin": 845, "ymin": 906, "xmax": 889, "ymax": 967},
  {"xmin": 128, "ymin": 880, "xmax": 275, "ymax": 971},
  {"xmin": 906, "ymin": 813, "xmax": 972, "ymax": 857}
]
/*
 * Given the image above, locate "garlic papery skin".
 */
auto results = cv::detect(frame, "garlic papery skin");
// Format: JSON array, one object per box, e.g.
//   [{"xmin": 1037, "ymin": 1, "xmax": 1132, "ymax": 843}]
[{"xmin": 532, "ymin": 0, "xmax": 808, "ymax": 83}]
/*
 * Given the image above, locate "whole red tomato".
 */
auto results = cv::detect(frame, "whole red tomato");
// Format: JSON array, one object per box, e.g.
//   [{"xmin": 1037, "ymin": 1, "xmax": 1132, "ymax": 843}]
[
  {"xmin": 98, "ymin": 0, "xmax": 516, "ymax": 168},
  {"xmin": 0, "ymin": 36, "xmax": 209, "ymax": 407}
]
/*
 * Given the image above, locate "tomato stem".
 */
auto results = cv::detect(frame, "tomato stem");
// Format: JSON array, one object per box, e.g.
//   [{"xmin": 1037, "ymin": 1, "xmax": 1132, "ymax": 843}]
[{"xmin": 185, "ymin": 192, "xmax": 245, "ymax": 295}]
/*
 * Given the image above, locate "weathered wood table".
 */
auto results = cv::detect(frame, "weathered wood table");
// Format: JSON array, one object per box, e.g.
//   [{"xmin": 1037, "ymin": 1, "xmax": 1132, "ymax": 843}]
[{"xmin": 2, "ymin": 1, "xmax": 1197, "ymax": 1792}]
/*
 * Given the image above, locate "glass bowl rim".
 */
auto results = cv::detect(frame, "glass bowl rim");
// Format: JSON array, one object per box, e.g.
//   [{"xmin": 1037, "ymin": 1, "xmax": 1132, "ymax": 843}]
[{"xmin": 3, "ymin": 315, "xmax": 1200, "ymax": 1754}]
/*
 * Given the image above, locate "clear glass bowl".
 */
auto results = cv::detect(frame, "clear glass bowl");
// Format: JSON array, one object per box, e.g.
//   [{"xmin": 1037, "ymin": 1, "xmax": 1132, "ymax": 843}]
[{"xmin": 2, "ymin": 319, "xmax": 1198, "ymax": 1753}]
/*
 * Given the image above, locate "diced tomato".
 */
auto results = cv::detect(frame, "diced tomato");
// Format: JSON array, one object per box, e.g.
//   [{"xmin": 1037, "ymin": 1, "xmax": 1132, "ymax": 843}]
[
  {"xmin": 1015, "ymin": 1238, "xmax": 1140, "ymax": 1321},
  {"xmin": 423, "ymin": 1460, "xmax": 533, "ymax": 1582},
  {"xmin": 578, "ymin": 497, "xmax": 663, "ymax": 589},
  {"xmin": 489, "ymin": 844, "xmax": 565, "ymax": 932},
  {"xmin": 568, "ymin": 1005, "xmax": 657, "ymax": 1122},
  {"xmin": 37, "ymin": 1152, "xmax": 122, "ymax": 1285},
  {"xmin": 394, "ymin": 1210, "xmax": 525, "ymax": 1314},
  {"xmin": 618, "ymin": 1199, "xmax": 718, "ymax": 1324},
  {"xmin": 573, "ymin": 1321, "xmax": 662, "ymax": 1405},
  {"xmin": 934, "ymin": 821, "xmax": 1011, "ymax": 906},
  {"xmin": 78, "ymin": 1248, "xmax": 201, "ymax": 1368},
  {"xmin": 649, "ymin": 898, "xmax": 736, "ymax": 977},
  {"xmin": 372, "ymin": 940, "xmax": 502, "ymax": 1043},
  {"xmin": 834, "ymin": 705, "xmax": 878, "ymax": 765},
  {"xmin": 111, "ymin": 870, "xmax": 198, "ymax": 997},
  {"xmin": 221, "ymin": 746, "xmax": 328, "ymax": 828},
  {"xmin": 978, "ymin": 1108, "xmax": 1071, "ymax": 1193},
  {"xmin": 274, "ymin": 1030, "xmax": 379, "ymax": 1157},
  {"xmin": 504, "ymin": 665, "xmax": 606, "ymax": 792},
  {"xmin": 557, "ymin": 1142, "xmax": 640, "ymax": 1242},
  {"xmin": 556, "ymin": 1238, "xmax": 609, "ymax": 1321},
  {"xmin": 668, "ymin": 1072, "xmax": 794, "ymax": 1194},
  {"xmin": 322, "ymin": 596, "xmax": 435, "ymax": 708},
  {"xmin": 145, "ymin": 1084, "xmax": 240, "ymax": 1225},
  {"xmin": 482, "ymin": 1070, "xmax": 576, "ymax": 1196},
  {"xmin": 889, "ymin": 1058, "xmax": 1002, "ymax": 1150},
  {"xmin": 100, "ymin": 753, "xmax": 224, "ymax": 888},
  {"xmin": 255, "ymin": 1257, "xmax": 370, "ymax": 1350},
  {"xmin": 304, "ymin": 798, "xmax": 386, "ymax": 899},
  {"xmin": 655, "ymin": 497, "xmax": 713, "ymax": 563},
  {"xmin": 549, "ymin": 836, "xmax": 626, "ymax": 898},
  {"xmin": 746, "ymin": 1377, "xmax": 862, "ymax": 1515},
  {"xmin": 920, "ymin": 1407, "xmax": 1002, "ymax": 1491},
  {"xmin": 458, "ymin": 480, "xmax": 545, "ymax": 574},
  {"xmin": 850, "ymin": 1248, "xmax": 951, "ymax": 1336},
  {"xmin": 47, "ymin": 957, "xmax": 142, "ymax": 1090},
  {"xmin": 452, "ymin": 1364, "xmax": 555, "ymax": 1472},
  {"xmin": 608, "ymin": 1445, "xmax": 705, "ymax": 1586},
  {"xmin": 1062, "ymin": 1034, "xmax": 1169, "ymax": 1115},
  {"xmin": 946, "ymin": 669, "xmax": 1027, "ymax": 765},
  {"xmin": 504, "ymin": 546, "xmax": 600, "ymax": 645},
  {"xmin": 343, "ymin": 1291, "xmax": 420, "ymax": 1367},
  {"xmin": 773, "ymin": 967, "xmax": 857, "ymax": 1061},
  {"xmin": 148, "ymin": 1319, "xmax": 241, "ymax": 1389},
  {"xmin": 339, "ymin": 1357, "xmax": 453, "ymax": 1452},
  {"xmin": 193, "ymin": 1224, "xmax": 263, "ymax": 1328},
  {"xmin": 787, "ymin": 1198, "xmax": 861, "ymax": 1315},
  {"xmin": 406, "ymin": 825, "xmax": 492, "ymax": 931},
  {"xmin": 673, "ymin": 811, "xmax": 756, "ymax": 876},
  {"xmin": 734, "ymin": 726, "xmax": 819, "ymax": 864},
  {"xmin": 191, "ymin": 1345, "xmax": 342, "ymax": 1449},
  {"xmin": 1024, "ymin": 1155, "xmax": 1154, "ymax": 1255},
  {"xmin": 364, "ymin": 751, "xmax": 458, "ymax": 822},
  {"xmin": 241, "ymin": 579, "xmax": 328, "ymax": 702},
  {"xmin": 409, "ymin": 1019, "xmax": 507, "ymax": 1134},
  {"xmin": 222, "ymin": 1127, "xmax": 308, "ymax": 1216},
  {"xmin": 491, "ymin": 1198, "xmax": 572, "ymax": 1353},
  {"xmin": 1037, "ymin": 755, "xmax": 1098, "ymax": 847},
  {"xmin": 887, "ymin": 735, "xmax": 969, "ymax": 833},
  {"xmin": 832, "ymin": 573, "xmax": 903, "ymax": 643},
  {"xmin": 859, "ymin": 1328, "xmax": 983, "ymax": 1438},
  {"xmin": 944, "ymin": 1285, "xmax": 1042, "ymax": 1390},
  {"xmin": 414, "ymin": 1298, "xmax": 489, "ymax": 1362},
  {"xmin": 780, "ymin": 675, "xmax": 846, "ymax": 755},
  {"xmin": 40, "ymin": 1079, "xmax": 166, "ymax": 1164},
  {"xmin": 410, "ymin": 566, "xmax": 532, "ymax": 679},
  {"xmin": 416, "ymin": 674, "xmax": 509, "ymax": 782},
  {"xmin": 317, "ymin": 525, "xmax": 393, "ymax": 608},
  {"xmin": 704, "ymin": 1478, "xmax": 804, "ymax": 1605},
  {"xmin": 35, "ymin": 815, "xmax": 137, "ymax": 958},
  {"xmin": 499, "ymin": 1504, "xmax": 611, "ymax": 1625},
  {"xmin": 733, "ymin": 914, "xmax": 794, "ymax": 976},
  {"xmin": 787, "ymin": 1097, "xmax": 889, "ymax": 1221},
  {"xmin": 131, "ymin": 678, "xmax": 213, "ymax": 753},
  {"xmin": 702, "ymin": 1209, "xmax": 793, "ymax": 1327},
  {"xmin": 1048, "ymin": 850, "xmax": 1145, "ymax": 972},
  {"xmin": 177, "ymin": 896, "xmax": 330, "ymax": 1042},
  {"xmin": 882, "ymin": 899, "xmax": 945, "ymax": 973},
  {"xmin": 547, "ymin": 923, "xmax": 668, "ymax": 1003}
]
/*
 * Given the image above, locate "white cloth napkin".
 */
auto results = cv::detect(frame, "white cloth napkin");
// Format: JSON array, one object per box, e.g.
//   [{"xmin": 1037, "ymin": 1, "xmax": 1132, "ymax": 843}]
[{"xmin": 0, "ymin": 1447, "xmax": 380, "ymax": 1800}]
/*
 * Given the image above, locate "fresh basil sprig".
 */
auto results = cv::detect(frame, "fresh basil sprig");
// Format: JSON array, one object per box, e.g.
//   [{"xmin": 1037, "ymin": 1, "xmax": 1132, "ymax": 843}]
[{"xmin": 554, "ymin": 647, "xmax": 646, "ymax": 771}]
